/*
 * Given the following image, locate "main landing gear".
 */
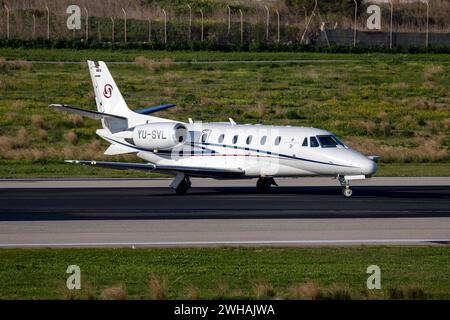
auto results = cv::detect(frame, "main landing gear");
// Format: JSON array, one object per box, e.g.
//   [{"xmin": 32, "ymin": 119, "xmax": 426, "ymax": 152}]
[
  {"xmin": 256, "ymin": 177, "xmax": 278, "ymax": 193},
  {"xmin": 170, "ymin": 174, "xmax": 191, "ymax": 195},
  {"xmin": 338, "ymin": 176, "xmax": 353, "ymax": 198}
]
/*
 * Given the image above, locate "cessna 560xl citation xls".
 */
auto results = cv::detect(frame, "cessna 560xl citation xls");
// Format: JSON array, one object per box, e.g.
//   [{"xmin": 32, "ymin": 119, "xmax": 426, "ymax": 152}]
[{"xmin": 50, "ymin": 61, "xmax": 378, "ymax": 198}]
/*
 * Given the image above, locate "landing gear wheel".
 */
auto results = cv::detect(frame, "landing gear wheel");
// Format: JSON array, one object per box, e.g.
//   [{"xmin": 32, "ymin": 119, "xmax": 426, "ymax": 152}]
[
  {"xmin": 175, "ymin": 177, "xmax": 191, "ymax": 195},
  {"xmin": 342, "ymin": 187, "xmax": 353, "ymax": 198},
  {"xmin": 256, "ymin": 177, "xmax": 276, "ymax": 194}
]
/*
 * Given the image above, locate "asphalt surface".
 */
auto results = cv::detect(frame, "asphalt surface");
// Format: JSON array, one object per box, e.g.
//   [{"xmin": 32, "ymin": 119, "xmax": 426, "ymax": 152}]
[{"xmin": 0, "ymin": 178, "xmax": 449, "ymax": 247}]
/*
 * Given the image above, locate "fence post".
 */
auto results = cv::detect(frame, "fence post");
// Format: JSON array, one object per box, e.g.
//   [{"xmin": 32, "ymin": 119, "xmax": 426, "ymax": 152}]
[
  {"xmin": 425, "ymin": 0, "xmax": 429, "ymax": 48},
  {"xmin": 264, "ymin": 6, "xmax": 269, "ymax": 41},
  {"xmin": 275, "ymin": 9, "xmax": 280, "ymax": 43},
  {"xmin": 45, "ymin": 5, "xmax": 50, "ymax": 40},
  {"xmin": 200, "ymin": 9, "xmax": 204, "ymax": 42},
  {"xmin": 227, "ymin": 5, "xmax": 231, "ymax": 36},
  {"xmin": 110, "ymin": 17, "xmax": 114, "ymax": 43},
  {"xmin": 33, "ymin": 13, "xmax": 36, "ymax": 39},
  {"xmin": 303, "ymin": 5, "xmax": 307, "ymax": 29},
  {"xmin": 301, "ymin": 0, "xmax": 318, "ymax": 44},
  {"xmin": 122, "ymin": 8, "xmax": 127, "ymax": 43},
  {"xmin": 148, "ymin": 17, "xmax": 151, "ymax": 42},
  {"xmin": 163, "ymin": 9, "xmax": 167, "ymax": 44},
  {"xmin": 239, "ymin": 9, "xmax": 243, "ymax": 43},
  {"xmin": 353, "ymin": 0, "xmax": 357, "ymax": 47},
  {"xmin": 4, "ymin": 5, "xmax": 9, "ymax": 40},
  {"xmin": 84, "ymin": 7, "xmax": 89, "ymax": 42},
  {"xmin": 389, "ymin": 0, "xmax": 393, "ymax": 49},
  {"xmin": 97, "ymin": 21, "xmax": 101, "ymax": 42},
  {"xmin": 187, "ymin": 4, "xmax": 192, "ymax": 41}
]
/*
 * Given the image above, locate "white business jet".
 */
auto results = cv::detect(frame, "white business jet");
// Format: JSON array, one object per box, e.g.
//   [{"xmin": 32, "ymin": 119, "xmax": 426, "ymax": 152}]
[{"xmin": 50, "ymin": 61, "xmax": 378, "ymax": 197}]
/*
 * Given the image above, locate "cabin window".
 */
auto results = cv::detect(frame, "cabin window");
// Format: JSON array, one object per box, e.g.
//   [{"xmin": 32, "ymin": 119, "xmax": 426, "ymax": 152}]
[
  {"xmin": 232, "ymin": 135, "xmax": 239, "ymax": 144},
  {"xmin": 302, "ymin": 137, "xmax": 308, "ymax": 147},
  {"xmin": 201, "ymin": 133, "xmax": 208, "ymax": 143},
  {"xmin": 274, "ymin": 136, "xmax": 281, "ymax": 146},
  {"xmin": 246, "ymin": 135, "xmax": 253, "ymax": 145},
  {"xmin": 310, "ymin": 136, "xmax": 319, "ymax": 148},
  {"xmin": 218, "ymin": 134, "xmax": 225, "ymax": 144},
  {"xmin": 260, "ymin": 136, "xmax": 267, "ymax": 145}
]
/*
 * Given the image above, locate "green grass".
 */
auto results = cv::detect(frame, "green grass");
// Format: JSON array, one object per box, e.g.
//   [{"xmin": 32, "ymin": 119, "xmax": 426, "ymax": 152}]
[
  {"xmin": 376, "ymin": 163, "xmax": 450, "ymax": 177},
  {"xmin": 0, "ymin": 247, "xmax": 448, "ymax": 299},
  {"xmin": 1, "ymin": 48, "xmax": 450, "ymax": 62},
  {"xmin": 0, "ymin": 49, "xmax": 449, "ymax": 177}
]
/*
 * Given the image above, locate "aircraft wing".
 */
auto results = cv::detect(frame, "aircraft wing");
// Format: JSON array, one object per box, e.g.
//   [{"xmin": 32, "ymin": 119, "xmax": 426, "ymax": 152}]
[{"xmin": 65, "ymin": 160, "xmax": 245, "ymax": 178}]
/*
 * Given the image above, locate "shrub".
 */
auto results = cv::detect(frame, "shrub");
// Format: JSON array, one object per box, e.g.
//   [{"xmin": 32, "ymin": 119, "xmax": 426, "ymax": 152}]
[
  {"xmin": 149, "ymin": 276, "xmax": 167, "ymax": 300},
  {"xmin": 100, "ymin": 286, "xmax": 127, "ymax": 300},
  {"xmin": 31, "ymin": 115, "xmax": 45, "ymax": 129},
  {"xmin": 253, "ymin": 282, "xmax": 276, "ymax": 299},
  {"xmin": 289, "ymin": 282, "xmax": 323, "ymax": 300},
  {"xmin": 64, "ymin": 131, "xmax": 78, "ymax": 145}
]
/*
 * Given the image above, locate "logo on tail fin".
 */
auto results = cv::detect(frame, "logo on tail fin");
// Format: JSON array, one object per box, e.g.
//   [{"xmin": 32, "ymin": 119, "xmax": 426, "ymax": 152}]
[{"xmin": 103, "ymin": 84, "xmax": 113, "ymax": 98}]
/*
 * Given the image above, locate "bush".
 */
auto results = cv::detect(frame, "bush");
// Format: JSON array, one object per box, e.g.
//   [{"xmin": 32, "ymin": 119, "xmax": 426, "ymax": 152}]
[{"xmin": 0, "ymin": 38, "xmax": 448, "ymax": 53}]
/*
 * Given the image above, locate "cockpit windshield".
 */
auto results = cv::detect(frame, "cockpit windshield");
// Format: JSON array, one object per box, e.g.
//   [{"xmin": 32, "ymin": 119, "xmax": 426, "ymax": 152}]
[{"xmin": 316, "ymin": 135, "xmax": 346, "ymax": 148}]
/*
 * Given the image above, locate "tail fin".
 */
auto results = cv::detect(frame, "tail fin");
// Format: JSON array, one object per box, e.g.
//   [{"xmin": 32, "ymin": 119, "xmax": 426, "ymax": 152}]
[{"xmin": 87, "ymin": 60, "xmax": 131, "ymax": 118}]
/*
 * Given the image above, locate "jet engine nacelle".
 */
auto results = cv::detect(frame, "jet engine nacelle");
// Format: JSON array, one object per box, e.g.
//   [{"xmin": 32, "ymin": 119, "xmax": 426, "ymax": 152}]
[{"xmin": 129, "ymin": 122, "xmax": 187, "ymax": 150}]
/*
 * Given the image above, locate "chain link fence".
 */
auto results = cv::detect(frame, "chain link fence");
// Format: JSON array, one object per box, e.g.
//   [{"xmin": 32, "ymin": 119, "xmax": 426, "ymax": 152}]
[{"xmin": 0, "ymin": 0, "xmax": 448, "ymax": 48}]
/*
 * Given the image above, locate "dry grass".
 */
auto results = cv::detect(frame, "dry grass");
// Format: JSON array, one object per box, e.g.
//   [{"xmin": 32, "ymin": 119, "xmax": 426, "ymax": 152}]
[
  {"xmin": 288, "ymin": 282, "xmax": 323, "ymax": 300},
  {"xmin": 15, "ymin": 127, "xmax": 29, "ymax": 148},
  {"xmin": 64, "ymin": 131, "xmax": 78, "ymax": 145},
  {"xmin": 0, "ymin": 58, "xmax": 32, "ymax": 71},
  {"xmin": 389, "ymin": 82, "xmax": 409, "ymax": 90},
  {"xmin": 37, "ymin": 129, "xmax": 48, "ymax": 141},
  {"xmin": 257, "ymin": 102, "xmax": 267, "ymax": 118},
  {"xmin": 0, "ymin": 78, "xmax": 6, "ymax": 91},
  {"xmin": 409, "ymin": 97, "xmax": 436, "ymax": 111},
  {"xmin": 325, "ymin": 284, "xmax": 352, "ymax": 300},
  {"xmin": 358, "ymin": 120, "xmax": 378, "ymax": 135},
  {"xmin": 387, "ymin": 284, "xmax": 427, "ymax": 300},
  {"xmin": 424, "ymin": 65, "xmax": 444, "ymax": 81},
  {"xmin": 347, "ymin": 136, "xmax": 448, "ymax": 162},
  {"xmin": 69, "ymin": 114, "xmax": 84, "ymax": 127},
  {"xmin": 148, "ymin": 275, "xmax": 167, "ymax": 300},
  {"xmin": 163, "ymin": 87, "xmax": 177, "ymax": 99},
  {"xmin": 164, "ymin": 72, "xmax": 182, "ymax": 82},
  {"xmin": 100, "ymin": 286, "xmax": 128, "ymax": 300},
  {"xmin": 185, "ymin": 285, "xmax": 200, "ymax": 300},
  {"xmin": 215, "ymin": 281, "xmax": 230, "ymax": 299},
  {"xmin": 302, "ymin": 69, "xmax": 320, "ymax": 81},
  {"xmin": 31, "ymin": 115, "xmax": 45, "ymax": 128},
  {"xmin": 253, "ymin": 282, "xmax": 276, "ymax": 299},
  {"xmin": 135, "ymin": 56, "xmax": 173, "ymax": 72}
]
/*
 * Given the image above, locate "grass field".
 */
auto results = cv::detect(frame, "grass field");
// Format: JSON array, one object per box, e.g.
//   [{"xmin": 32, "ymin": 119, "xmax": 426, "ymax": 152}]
[
  {"xmin": 0, "ymin": 247, "xmax": 448, "ymax": 300},
  {"xmin": 0, "ymin": 49, "xmax": 449, "ymax": 177}
]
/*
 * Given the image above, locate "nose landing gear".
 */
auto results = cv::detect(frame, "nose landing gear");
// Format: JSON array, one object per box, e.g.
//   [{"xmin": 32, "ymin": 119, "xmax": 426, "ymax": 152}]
[{"xmin": 338, "ymin": 176, "xmax": 353, "ymax": 198}]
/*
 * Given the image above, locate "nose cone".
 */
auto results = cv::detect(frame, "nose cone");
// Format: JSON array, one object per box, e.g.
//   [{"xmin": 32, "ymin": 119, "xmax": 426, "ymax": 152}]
[{"xmin": 361, "ymin": 158, "xmax": 377, "ymax": 177}]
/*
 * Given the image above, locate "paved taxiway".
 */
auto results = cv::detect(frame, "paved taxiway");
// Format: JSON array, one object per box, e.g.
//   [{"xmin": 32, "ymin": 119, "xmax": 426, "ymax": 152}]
[{"xmin": 0, "ymin": 178, "xmax": 449, "ymax": 247}]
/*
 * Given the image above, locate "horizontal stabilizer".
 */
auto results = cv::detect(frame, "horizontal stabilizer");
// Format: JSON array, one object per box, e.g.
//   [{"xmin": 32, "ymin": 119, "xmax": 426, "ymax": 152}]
[
  {"xmin": 368, "ymin": 156, "xmax": 381, "ymax": 162},
  {"xmin": 49, "ymin": 104, "xmax": 126, "ymax": 121},
  {"xmin": 134, "ymin": 104, "xmax": 176, "ymax": 115}
]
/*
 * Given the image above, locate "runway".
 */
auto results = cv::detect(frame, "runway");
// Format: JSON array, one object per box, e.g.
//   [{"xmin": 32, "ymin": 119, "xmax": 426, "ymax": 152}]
[{"xmin": 0, "ymin": 178, "xmax": 449, "ymax": 247}]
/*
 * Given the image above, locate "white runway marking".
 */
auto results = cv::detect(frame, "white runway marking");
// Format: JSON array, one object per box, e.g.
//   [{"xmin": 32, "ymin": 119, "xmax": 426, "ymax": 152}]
[{"xmin": 0, "ymin": 239, "xmax": 448, "ymax": 248}]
